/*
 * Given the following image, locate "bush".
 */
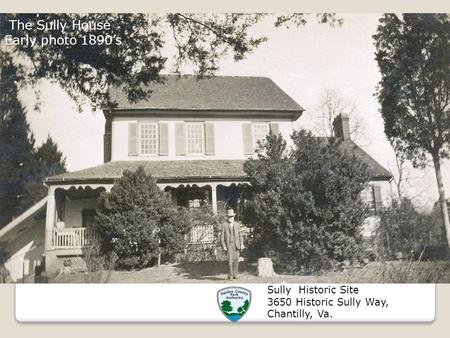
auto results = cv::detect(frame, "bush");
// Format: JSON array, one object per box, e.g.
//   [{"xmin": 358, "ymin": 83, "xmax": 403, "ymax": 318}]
[
  {"xmin": 375, "ymin": 198, "xmax": 439, "ymax": 259},
  {"xmin": 95, "ymin": 166, "xmax": 188, "ymax": 270},
  {"xmin": 242, "ymin": 130, "xmax": 370, "ymax": 273},
  {"xmin": 178, "ymin": 204, "xmax": 225, "ymax": 262}
]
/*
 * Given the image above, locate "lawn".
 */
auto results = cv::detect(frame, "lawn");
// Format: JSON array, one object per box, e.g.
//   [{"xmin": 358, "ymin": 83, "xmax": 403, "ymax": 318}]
[{"xmin": 51, "ymin": 260, "xmax": 450, "ymax": 283}]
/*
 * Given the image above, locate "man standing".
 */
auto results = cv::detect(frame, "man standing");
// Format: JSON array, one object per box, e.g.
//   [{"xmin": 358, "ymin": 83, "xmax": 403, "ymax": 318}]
[{"xmin": 221, "ymin": 209, "xmax": 244, "ymax": 280}]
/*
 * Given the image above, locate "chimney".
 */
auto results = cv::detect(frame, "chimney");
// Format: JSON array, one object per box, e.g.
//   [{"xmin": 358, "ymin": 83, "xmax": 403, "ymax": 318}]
[
  {"xmin": 103, "ymin": 114, "xmax": 112, "ymax": 163},
  {"xmin": 333, "ymin": 113, "xmax": 350, "ymax": 140}
]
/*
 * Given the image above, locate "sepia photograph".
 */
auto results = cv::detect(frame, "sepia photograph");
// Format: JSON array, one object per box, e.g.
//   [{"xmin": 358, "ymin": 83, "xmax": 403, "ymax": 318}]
[{"xmin": 0, "ymin": 13, "xmax": 449, "ymax": 284}]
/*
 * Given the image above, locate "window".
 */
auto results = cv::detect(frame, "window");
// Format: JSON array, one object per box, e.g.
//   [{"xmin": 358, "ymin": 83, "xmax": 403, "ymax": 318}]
[
  {"xmin": 82, "ymin": 209, "xmax": 96, "ymax": 228},
  {"xmin": 140, "ymin": 123, "xmax": 158, "ymax": 155},
  {"xmin": 186, "ymin": 123, "xmax": 205, "ymax": 155},
  {"xmin": 253, "ymin": 122, "xmax": 270, "ymax": 148},
  {"xmin": 361, "ymin": 186, "xmax": 375, "ymax": 213}
]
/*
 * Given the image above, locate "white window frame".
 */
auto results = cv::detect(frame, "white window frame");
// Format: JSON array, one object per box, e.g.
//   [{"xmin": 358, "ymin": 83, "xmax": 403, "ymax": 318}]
[
  {"xmin": 139, "ymin": 122, "xmax": 159, "ymax": 155},
  {"xmin": 252, "ymin": 122, "xmax": 270, "ymax": 148},
  {"xmin": 186, "ymin": 122, "xmax": 205, "ymax": 155}
]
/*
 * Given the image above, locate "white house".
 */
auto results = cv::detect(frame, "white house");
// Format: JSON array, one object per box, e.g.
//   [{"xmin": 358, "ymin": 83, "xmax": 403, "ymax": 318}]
[{"xmin": 0, "ymin": 75, "xmax": 392, "ymax": 278}]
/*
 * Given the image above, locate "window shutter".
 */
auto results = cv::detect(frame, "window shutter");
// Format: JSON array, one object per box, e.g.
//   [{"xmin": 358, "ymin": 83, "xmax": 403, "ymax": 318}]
[
  {"xmin": 159, "ymin": 123, "xmax": 169, "ymax": 156},
  {"xmin": 128, "ymin": 122, "xmax": 138, "ymax": 156},
  {"xmin": 175, "ymin": 122, "xmax": 186, "ymax": 156},
  {"xmin": 242, "ymin": 122, "xmax": 253, "ymax": 155},
  {"xmin": 373, "ymin": 185, "xmax": 382, "ymax": 213},
  {"xmin": 205, "ymin": 122, "xmax": 215, "ymax": 155},
  {"xmin": 270, "ymin": 122, "xmax": 280, "ymax": 135}
]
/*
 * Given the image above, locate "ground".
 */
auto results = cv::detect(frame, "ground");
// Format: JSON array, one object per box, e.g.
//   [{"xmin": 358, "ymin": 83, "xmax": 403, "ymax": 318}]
[{"xmin": 51, "ymin": 260, "xmax": 450, "ymax": 283}]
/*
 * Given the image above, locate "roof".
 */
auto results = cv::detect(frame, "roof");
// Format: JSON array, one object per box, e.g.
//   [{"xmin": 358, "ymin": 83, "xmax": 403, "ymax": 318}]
[
  {"xmin": 46, "ymin": 160, "xmax": 248, "ymax": 184},
  {"xmin": 339, "ymin": 140, "xmax": 392, "ymax": 180},
  {"xmin": 0, "ymin": 197, "xmax": 47, "ymax": 242},
  {"xmin": 46, "ymin": 143, "xmax": 391, "ymax": 185},
  {"xmin": 107, "ymin": 75, "xmax": 304, "ymax": 114}
]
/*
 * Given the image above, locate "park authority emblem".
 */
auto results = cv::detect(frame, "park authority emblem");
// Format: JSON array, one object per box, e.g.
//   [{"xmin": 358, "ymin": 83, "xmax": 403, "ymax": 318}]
[{"xmin": 217, "ymin": 287, "xmax": 251, "ymax": 322}]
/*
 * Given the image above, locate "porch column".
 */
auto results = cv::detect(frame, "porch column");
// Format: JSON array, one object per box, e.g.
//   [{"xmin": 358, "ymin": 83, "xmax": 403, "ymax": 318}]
[
  {"xmin": 211, "ymin": 184, "xmax": 218, "ymax": 214},
  {"xmin": 45, "ymin": 186, "xmax": 56, "ymax": 252}
]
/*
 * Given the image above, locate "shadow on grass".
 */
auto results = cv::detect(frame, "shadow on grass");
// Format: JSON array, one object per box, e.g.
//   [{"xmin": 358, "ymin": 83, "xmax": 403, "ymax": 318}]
[{"xmin": 174, "ymin": 261, "xmax": 256, "ymax": 280}]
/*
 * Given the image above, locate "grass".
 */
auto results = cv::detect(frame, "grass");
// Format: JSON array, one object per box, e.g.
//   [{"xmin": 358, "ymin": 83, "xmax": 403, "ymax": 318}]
[{"xmin": 50, "ymin": 260, "xmax": 450, "ymax": 283}]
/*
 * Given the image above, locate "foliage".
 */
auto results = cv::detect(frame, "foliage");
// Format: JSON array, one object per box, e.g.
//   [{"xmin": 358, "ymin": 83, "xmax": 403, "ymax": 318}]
[
  {"xmin": 95, "ymin": 166, "xmax": 188, "ymax": 269},
  {"xmin": 242, "ymin": 130, "xmax": 370, "ymax": 272},
  {"xmin": 18, "ymin": 136, "xmax": 66, "ymax": 213},
  {"xmin": 81, "ymin": 239, "xmax": 117, "ymax": 283},
  {"xmin": 178, "ymin": 204, "xmax": 225, "ymax": 262},
  {"xmin": 220, "ymin": 300, "xmax": 233, "ymax": 314},
  {"xmin": 373, "ymin": 14, "xmax": 450, "ymax": 247},
  {"xmin": 0, "ymin": 53, "xmax": 66, "ymax": 227},
  {"xmin": 237, "ymin": 299, "xmax": 250, "ymax": 315},
  {"xmin": 375, "ymin": 198, "xmax": 435, "ymax": 259},
  {"xmin": 374, "ymin": 14, "xmax": 450, "ymax": 166},
  {"xmin": 0, "ymin": 13, "xmax": 342, "ymax": 110}
]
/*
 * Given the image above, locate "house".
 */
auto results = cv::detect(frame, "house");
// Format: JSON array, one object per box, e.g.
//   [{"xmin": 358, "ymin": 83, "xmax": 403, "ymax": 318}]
[{"xmin": 0, "ymin": 75, "xmax": 392, "ymax": 277}]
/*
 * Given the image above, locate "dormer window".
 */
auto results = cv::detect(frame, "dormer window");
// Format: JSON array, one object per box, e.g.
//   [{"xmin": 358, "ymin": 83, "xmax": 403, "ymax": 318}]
[
  {"xmin": 140, "ymin": 123, "xmax": 158, "ymax": 155},
  {"xmin": 252, "ymin": 122, "xmax": 270, "ymax": 148},
  {"xmin": 186, "ymin": 122, "xmax": 205, "ymax": 155}
]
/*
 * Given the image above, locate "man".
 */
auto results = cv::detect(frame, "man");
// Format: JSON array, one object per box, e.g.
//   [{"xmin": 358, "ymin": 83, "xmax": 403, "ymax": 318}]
[{"xmin": 220, "ymin": 209, "xmax": 244, "ymax": 280}]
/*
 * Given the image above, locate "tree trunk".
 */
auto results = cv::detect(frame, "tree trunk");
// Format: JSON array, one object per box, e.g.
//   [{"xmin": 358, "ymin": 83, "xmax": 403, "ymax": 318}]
[{"xmin": 432, "ymin": 156, "xmax": 450, "ymax": 250}]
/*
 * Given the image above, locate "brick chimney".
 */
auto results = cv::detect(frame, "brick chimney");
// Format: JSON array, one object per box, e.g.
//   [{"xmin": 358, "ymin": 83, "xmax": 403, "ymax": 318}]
[
  {"xmin": 103, "ymin": 113, "xmax": 112, "ymax": 163},
  {"xmin": 333, "ymin": 113, "xmax": 350, "ymax": 140}
]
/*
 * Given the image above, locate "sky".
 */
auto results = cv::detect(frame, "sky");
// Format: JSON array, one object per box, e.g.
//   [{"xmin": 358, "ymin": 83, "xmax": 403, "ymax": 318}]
[{"xmin": 19, "ymin": 14, "xmax": 449, "ymax": 212}]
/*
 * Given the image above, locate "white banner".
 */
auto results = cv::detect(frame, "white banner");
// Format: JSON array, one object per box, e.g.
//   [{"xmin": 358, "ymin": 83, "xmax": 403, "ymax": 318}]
[{"xmin": 15, "ymin": 283, "xmax": 435, "ymax": 322}]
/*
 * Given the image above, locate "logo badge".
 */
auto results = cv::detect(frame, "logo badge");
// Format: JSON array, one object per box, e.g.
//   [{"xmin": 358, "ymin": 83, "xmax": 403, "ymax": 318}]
[{"xmin": 217, "ymin": 287, "xmax": 251, "ymax": 322}]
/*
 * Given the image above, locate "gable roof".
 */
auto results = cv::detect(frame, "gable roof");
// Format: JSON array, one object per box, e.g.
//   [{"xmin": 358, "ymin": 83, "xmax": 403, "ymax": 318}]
[
  {"xmin": 339, "ymin": 140, "xmax": 392, "ymax": 180},
  {"xmin": 107, "ymin": 75, "xmax": 304, "ymax": 115}
]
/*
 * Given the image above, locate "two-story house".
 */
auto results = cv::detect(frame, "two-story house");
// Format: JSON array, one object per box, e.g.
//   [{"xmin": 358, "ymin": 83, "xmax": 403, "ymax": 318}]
[{"xmin": 0, "ymin": 75, "xmax": 392, "ymax": 278}]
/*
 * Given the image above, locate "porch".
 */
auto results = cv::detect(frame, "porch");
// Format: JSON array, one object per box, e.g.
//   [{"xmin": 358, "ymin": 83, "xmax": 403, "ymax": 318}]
[{"xmin": 44, "ymin": 179, "xmax": 249, "ymax": 271}]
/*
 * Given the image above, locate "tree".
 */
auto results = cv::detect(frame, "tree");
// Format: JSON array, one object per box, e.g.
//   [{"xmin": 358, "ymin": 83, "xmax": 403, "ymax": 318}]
[
  {"xmin": 0, "ymin": 13, "xmax": 342, "ymax": 110},
  {"xmin": 0, "ymin": 52, "xmax": 36, "ymax": 226},
  {"xmin": 220, "ymin": 300, "xmax": 233, "ymax": 314},
  {"xmin": 314, "ymin": 89, "xmax": 366, "ymax": 143},
  {"xmin": 0, "ymin": 53, "xmax": 66, "ymax": 227},
  {"xmin": 95, "ymin": 166, "xmax": 187, "ymax": 269},
  {"xmin": 19, "ymin": 136, "xmax": 67, "ymax": 213},
  {"xmin": 242, "ymin": 131, "xmax": 370, "ymax": 272},
  {"xmin": 375, "ymin": 198, "xmax": 435, "ymax": 259},
  {"xmin": 373, "ymin": 14, "xmax": 450, "ymax": 248}
]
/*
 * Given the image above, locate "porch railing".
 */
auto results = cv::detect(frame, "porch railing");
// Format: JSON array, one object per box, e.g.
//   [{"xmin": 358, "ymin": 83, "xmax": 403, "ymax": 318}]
[
  {"xmin": 52, "ymin": 227, "xmax": 97, "ymax": 249},
  {"xmin": 188, "ymin": 224, "xmax": 214, "ymax": 244}
]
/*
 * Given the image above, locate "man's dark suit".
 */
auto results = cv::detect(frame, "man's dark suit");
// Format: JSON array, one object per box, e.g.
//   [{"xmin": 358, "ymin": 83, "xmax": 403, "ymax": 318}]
[{"xmin": 221, "ymin": 221, "xmax": 244, "ymax": 279}]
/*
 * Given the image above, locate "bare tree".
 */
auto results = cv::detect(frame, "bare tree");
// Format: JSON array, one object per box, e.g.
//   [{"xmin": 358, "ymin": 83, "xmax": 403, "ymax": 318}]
[{"xmin": 314, "ymin": 89, "xmax": 366, "ymax": 143}]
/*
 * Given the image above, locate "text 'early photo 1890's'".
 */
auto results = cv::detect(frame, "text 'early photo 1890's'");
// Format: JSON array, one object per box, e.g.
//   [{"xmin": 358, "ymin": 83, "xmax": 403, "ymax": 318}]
[{"xmin": 1, "ymin": 13, "xmax": 449, "ymax": 284}]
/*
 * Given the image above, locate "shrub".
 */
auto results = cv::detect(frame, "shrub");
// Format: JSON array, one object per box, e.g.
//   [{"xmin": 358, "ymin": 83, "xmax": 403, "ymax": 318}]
[
  {"xmin": 375, "ymin": 198, "xmax": 440, "ymax": 259},
  {"xmin": 242, "ymin": 130, "xmax": 370, "ymax": 272},
  {"xmin": 178, "ymin": 204, "xmax": 225, "ymax": 262},
  {"xmin": 95, "ymin": 166, "xmax": 187, "ymax": 270}
]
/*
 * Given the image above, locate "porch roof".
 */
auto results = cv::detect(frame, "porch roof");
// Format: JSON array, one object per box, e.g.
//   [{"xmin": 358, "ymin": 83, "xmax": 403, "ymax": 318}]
[
  {"xmin": 45, "ymin": 160, "xmax": 248, "ymax": 185},
  {"xmin": 45, "ymin": 141, "xmax": 392, "ymax": 186}
]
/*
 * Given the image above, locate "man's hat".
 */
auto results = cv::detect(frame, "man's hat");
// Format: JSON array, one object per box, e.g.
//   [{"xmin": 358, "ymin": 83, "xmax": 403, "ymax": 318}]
[{"xmin": 226, "ymin": 209, "xmax": 236, "ymax": 217}]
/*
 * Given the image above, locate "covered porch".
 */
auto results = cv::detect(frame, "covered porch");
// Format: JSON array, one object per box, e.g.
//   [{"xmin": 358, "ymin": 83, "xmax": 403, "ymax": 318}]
[{"xmin": 44, "ymin": 160, "xmax": 250, "ymax": 271}]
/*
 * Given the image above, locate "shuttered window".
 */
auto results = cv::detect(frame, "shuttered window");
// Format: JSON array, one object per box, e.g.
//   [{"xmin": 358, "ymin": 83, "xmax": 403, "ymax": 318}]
[
  {"xmin": 140, "ymin": 123, "xmax": 158, "ymax": 155},
  {"xmin": 186, "ymin": 123, "xmax": 205, "ymax": 155},
  {"xmin": 361, "ymin": 185, "xmax": 383, "ymax": 214},
  {"xmin": 253, "ymin": 122, "xmax": 270, "ymax": 148}
]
